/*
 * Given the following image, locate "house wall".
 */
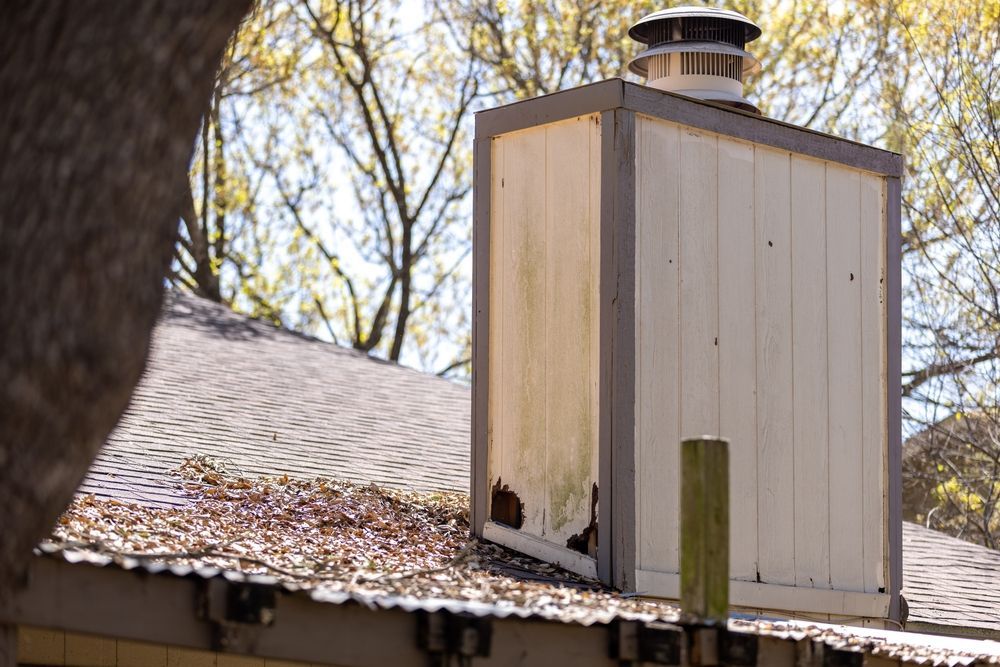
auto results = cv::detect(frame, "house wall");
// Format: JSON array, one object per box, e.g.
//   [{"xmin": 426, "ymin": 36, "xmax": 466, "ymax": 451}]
[
  {"xmin": 632, "ymin": 113, "xmax": 888, "ymax": 614},
  {"xmin": 485, "ymin": 113, "xmax": 602, "ymax": 573},
  {"xmin": 16, "ymin": 626, "xmax": 342, "ymax": 667}
]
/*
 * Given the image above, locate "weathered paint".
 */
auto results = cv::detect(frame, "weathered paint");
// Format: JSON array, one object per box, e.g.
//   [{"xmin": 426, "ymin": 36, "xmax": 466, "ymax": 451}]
[
  {"xmin": 633, "ymin": 114, "xmax": 890, "ymax": 607},
  {"xmin": 474, "ymin": 83, "xmax": 899, "ymax": 620},
  {"xmin": 486, "ymin": 114, "xmax": 602, "ymax": 547},
  {"xmin": 680, "ymin": 438, "xmax": 730, "ymax": 624}
]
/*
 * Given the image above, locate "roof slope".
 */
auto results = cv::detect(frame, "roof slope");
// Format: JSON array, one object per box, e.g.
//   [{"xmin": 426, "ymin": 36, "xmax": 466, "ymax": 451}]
[
  {"xmin": 76, "ymin": 291, "xmax": 1000, "ymax": 640},
  {"xmin": 79, "ymin": 291, "xmax": 470, "ymax": 505},
  {"xmin": 902, "ymin": 521, "xmax": 1000, "ymax": 637},
  {"xmin": 43, "ymin": 468, "xmax": 1000, "ymax": 665}
]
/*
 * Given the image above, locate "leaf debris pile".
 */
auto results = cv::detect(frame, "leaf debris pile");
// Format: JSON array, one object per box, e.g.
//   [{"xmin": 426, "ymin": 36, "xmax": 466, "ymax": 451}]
[{"xmin": 49, "ymin": 456, "xmax": 678, "ymax": 624}]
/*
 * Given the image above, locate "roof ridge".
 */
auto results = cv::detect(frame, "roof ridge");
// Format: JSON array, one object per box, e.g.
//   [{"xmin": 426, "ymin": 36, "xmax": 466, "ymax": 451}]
[{"xmin": 163, "ymin": 289, "xmax": 469, "ymax": 390}]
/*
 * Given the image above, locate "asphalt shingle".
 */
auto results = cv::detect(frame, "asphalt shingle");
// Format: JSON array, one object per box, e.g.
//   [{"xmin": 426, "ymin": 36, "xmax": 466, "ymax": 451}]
[
  {"xmin": 79, "ymin": 291, "xmax": 470, "ymax": 504},
  {"xmin": 78, "ymin": 291, "xmax": 1000, "ymax": 639},
  {"xmin": 902, "ymin": 521, "xmax": 1000, "ymax": 635}
]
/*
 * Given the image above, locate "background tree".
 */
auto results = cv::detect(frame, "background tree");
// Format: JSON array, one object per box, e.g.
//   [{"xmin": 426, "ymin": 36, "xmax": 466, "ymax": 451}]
[
  {"xmin": 173, "ymin": 0, "xmax": 477, "ymax": 374},
  {"xmin": 163, "ymin": 0, "xmax": 998, "ymax": 543},
  {"xmin": 0, "ymin": 0, "xmax": 250, "ymax": 595},
  {"xmin": 894, "ymin": 0, "xmax": 1000, "ymax": 546},
  {"xmin": 444, "ymin": 0, "xmax": 999, "ymax": 544}
]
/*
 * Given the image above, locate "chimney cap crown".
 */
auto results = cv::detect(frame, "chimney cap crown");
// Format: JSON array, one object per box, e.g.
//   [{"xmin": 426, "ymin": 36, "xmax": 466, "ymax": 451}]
[{"xmin": 628, "ymin": 6, "xmax": 762, "ymax": 44}]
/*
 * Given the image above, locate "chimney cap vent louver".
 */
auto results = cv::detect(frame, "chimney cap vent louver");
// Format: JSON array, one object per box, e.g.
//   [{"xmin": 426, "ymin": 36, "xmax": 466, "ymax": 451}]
[
  {"xmin": 628, "ymin": 6, "xmax": 762, "ymax": 44},
  {"xmin": 628, "ymin": 5, "xmax": 762, "ymax": 113}
]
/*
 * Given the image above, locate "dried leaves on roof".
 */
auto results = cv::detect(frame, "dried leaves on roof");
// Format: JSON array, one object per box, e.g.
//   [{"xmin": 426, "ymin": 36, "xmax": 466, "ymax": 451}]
[{"xmin": 49, "ymin": 456, "xmax": 677, "ymax": 625}]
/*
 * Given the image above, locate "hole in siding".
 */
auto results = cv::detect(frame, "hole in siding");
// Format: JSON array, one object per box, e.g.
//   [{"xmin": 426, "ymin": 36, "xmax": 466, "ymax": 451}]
[
  {"xmin": 768, "ymin": 240, "xmax": 773, "ymax": 247},
  {"xmin": 490, "ymin": 478, "xmax": 523, "ymax": 529},
  {"xmin": 850, "ymin": 272, "xmax": 855, "ymax": 281},
  {"xmin": 566, "ymin": 483, "xmax": 599, "ymax": 557}
]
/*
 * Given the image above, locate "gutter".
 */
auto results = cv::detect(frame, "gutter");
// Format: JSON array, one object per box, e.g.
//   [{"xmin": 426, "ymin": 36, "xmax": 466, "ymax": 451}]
[{"xmin": 3, "ymin": 552, "xmax": 998, "ymax": 666}]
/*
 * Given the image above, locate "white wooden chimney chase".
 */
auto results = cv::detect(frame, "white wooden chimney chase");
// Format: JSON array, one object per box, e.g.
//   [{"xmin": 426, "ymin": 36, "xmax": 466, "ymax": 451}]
[{"xmin": 471, "ymin": 6, "xmax": 903, "ymax": 625}]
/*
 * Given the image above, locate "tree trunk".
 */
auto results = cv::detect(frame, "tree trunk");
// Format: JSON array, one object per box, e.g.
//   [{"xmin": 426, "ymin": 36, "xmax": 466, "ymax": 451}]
[{"xmin": 0, "ymin": 0, "xmax": 251, "ymax": 597}]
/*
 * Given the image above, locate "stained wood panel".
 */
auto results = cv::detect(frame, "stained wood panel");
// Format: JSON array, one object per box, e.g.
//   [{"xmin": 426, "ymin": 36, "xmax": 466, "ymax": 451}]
[
  {"xmin": 486, "ymin": 109, "xmax": 891, "ymax": 615},
  {"xmin": 717, "ymin": 137, "xmax": 758, "ymax": 583},
  {"xmin": 544, "ymin": 117, "xmax": 598, "ymax": 544},
  {"xmin": 487, "ymin": 115, "xmax": 602, "ymax": 546},
  {"xmin": 826, "ymin": 164, "xmax": 865, "ymax": 591},
  {"xmin": 790, "ymin": 156, "xmax": 830, "ymax": 589},
  {"xmin": 754, "ymin": 147, "xmax": 796, "ymax": 586},
  {"xmin": 496, "ymin": 127, "xmax": 547, "ymax": 536},
  {"xmin": 635, "ymin": 116, "xmax": 681, "ymax": 573}
]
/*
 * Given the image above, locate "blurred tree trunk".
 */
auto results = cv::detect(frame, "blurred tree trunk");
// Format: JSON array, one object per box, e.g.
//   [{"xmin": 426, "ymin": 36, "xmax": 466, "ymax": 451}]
[{"xmin": 0, "ymin": 0, "xmax": 250, "ymax": 596}]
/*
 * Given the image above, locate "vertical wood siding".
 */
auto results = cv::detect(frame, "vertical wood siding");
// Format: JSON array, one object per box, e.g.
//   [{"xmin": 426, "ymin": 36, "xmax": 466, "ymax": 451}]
[
  {"xmin": 717, "ymin": 138, "xmax": 758, "ymax": 583},
  {"xmin": 633, "ymin": 114, "xmax": 888, "ymax": 597},
  {"xmin": 635, "ymin": 118, "xmax": 681, "ymax": 573},
  {"xmin": 790, "ymin": 156, "xmax": 831, "ymax": 589},
  {"xmin": 488, "ymin": 114, "xmax": 602, "ymax": 546}
]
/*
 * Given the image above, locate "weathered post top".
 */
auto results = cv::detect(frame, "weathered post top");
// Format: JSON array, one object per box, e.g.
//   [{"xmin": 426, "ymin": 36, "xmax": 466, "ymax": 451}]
[{"xmin": 680, "ymin": 437, "xmax": 730, "ymax": 626}]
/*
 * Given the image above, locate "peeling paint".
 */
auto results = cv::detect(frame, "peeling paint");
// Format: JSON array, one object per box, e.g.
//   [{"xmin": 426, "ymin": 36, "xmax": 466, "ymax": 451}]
[{"xmin": 566, "ymin": 483, "xmax": 599, "ymax": 557}]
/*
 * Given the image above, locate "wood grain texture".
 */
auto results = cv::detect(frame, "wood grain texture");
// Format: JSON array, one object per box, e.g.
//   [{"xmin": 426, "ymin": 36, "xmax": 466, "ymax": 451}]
[
  {"xmin": 608, "ymin": 109, "xmax": 637, "ymax": 590},
  {"xmin": 826, "ymin": 164, "xmax": 864, "ymax": 591},
  {"xmin": 472, "ymin": 134, "xmax": 492, "ymax": 534},
  {"xmin": 487, "ymin": 116, "xmax": 602, "ymax": 545},
  {"xmin": 634, "ymin": 116, "xmax": 681, "ymax": 573},
  {"xmin": 544, "ymin": 117, "xmax": 598, "ymax": 543},
  {"xmin": 487, "ymin": 136, "xmax": 506, "ymax": 527},
  {"xmin": 790, "ymin": 156, "xmax": 831, "ymax": 589},
  {"xmin": 754, "ymin": 147, "xmax": 796, "ymax": 586},
  {"xmin": 860, "ymin": 174, "xmax": 887, "ymax": 593},
  {"xmin": 886, "ymin": 177, "xmax": 903, "ymax": 619},
  {"xmin": 679, "ymin": 128, "xmax": 720, "ymax": 439},
  {"xmin": 717, "ymin": 136, "xmax": 758, "ymax": 582},
  {"xmin": 496, "ymin": 127, "xmax": 547, "ymax": 535},
  {"xmin": 680, "ymin": 438, "xmax": 730, "ymax": 623},
  {"xmin": 589, "ymin": 115, "xmax": 602, "ymax": 544}
]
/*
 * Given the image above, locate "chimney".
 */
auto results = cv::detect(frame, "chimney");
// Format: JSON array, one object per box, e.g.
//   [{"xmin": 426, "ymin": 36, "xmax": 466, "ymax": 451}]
[
  {"xmin": 471, "ymin": 6, "xmax": 903, "ymax": 628},
  {"xmin": 627, "ymin": 6, "xmax": 761, "ymax": 113}
]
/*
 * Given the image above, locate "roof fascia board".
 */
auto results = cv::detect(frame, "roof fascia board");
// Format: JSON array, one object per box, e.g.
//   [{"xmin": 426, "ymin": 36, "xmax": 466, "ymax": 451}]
[
  {"xmin": 474, "ymin": 78, "xmax": 903, "ymax": 177},
  {"xmin": 0, "ymin": 556, "xmax": 617, "ymax": 667},
  {"xmin": 904, "ymin": 620, "xmax": 1000, "ymax": 643},
  {"xmin": 475, "ymin": 79, "xmax": 625, "ymax": 139},
  {"xmin": 622, "ymin": 81, "xmax": 904, "ymax": 177}
]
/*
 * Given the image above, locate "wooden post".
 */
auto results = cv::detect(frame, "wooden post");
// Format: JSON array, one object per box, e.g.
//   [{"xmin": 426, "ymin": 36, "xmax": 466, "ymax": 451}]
[{"xmin": 680, "ymin": 437, "xmax": 729, "ymax": 624}]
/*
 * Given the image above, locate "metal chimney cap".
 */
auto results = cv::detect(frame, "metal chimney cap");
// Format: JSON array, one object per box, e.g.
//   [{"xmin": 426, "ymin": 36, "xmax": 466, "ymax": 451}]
[
  {"xmin": 628, "ymin": 6, "xmax": 762, "ymax": 44},
  {"xmin": 628, "ymin": 40, "xmax": 761, "ymax": 78}
]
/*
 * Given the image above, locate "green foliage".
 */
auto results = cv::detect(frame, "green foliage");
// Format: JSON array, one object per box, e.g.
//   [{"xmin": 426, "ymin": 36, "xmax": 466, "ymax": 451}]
[
  {"xmin": 171, "ymin": 0, "xmax": 1000, "ymax": 470},
  {"xmin": 904, "ymin": 411, "xmax": 1000, "ymax": 548}
]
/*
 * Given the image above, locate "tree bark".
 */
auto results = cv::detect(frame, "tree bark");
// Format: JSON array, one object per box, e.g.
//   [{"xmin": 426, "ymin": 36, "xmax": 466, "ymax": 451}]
[{"xmin": 0, "ymin": 0, "xmax": 251, "ymax": 596}]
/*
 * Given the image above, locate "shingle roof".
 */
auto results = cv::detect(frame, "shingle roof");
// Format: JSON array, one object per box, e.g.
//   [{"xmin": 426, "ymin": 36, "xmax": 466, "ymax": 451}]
[
  {"xmin": 80, "ymin": 291, "xmax": 470, "ymax": 506},
  {"xmin": 902, "ymin": 521, "xmax": 1000, "ymax": 638},
  {"xmin": 76, "ymin": 291, "xmax": 1000, "ymax": 641}
]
